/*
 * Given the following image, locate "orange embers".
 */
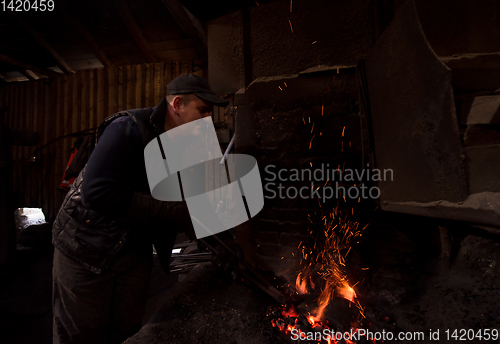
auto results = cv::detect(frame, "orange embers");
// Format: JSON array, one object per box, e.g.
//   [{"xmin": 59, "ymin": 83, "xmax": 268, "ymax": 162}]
[
  {"xmin": 269, "ymin": 206, "xmax": 373, "ymax": 343},
  {"xmin": 296, "ymin": 206, "xmax": 367, "ymax": 320}
]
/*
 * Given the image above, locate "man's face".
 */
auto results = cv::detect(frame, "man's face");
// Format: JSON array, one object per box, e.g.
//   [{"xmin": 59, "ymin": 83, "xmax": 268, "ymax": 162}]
[
  {"xmin": 176, "ymin": 95, "xmax": 213, "ymax": 126},
  {"xmin": 168, "ymin": 95, "xmax": 215, "ymax": 159}
]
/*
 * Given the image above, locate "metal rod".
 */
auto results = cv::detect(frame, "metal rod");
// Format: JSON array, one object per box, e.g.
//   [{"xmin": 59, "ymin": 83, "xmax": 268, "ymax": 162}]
[
  {"xmin": 172, "ymin": 252, "xmax": 212, "ymax": 257},
  {"xmin": 219, "ymin": 133, "xmax": 236, "ymax": 164},
  {"xmin": 173, "ymin": 255, "xmax": 211, "ymax": 260},
  {"xmin": 170, "ymin": 267, "xmax": 195, "ymax": 273},
  {"xmin": 170, "ymin": 262, "xmax": 201, "ymax": 268},
  {"xmin": 197, "ymin": 238, "xmax": 219, "ymax": 255},
  {"xmin": 191, "ymin": 215, "xmax": 286, "ymax": 303},
  {"xmin": 173, "ymin": 242, "xmax": 196, "ymax": 249},
  {"xmin": 198, "ymin": 237, "xmax": 285, "ymax": 304}
]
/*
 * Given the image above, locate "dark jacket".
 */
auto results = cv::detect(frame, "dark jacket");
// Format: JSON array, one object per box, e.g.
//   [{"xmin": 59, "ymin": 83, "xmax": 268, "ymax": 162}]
[{"xmin": 52, "ymin": 99, "xmax": 171, "ymax": 274}]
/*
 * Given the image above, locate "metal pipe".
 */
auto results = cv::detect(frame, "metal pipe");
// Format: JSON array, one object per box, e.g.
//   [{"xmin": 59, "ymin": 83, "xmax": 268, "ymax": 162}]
[{"xmin": 219, "ymin": 133, "xmax": 235, "ymax": 165}]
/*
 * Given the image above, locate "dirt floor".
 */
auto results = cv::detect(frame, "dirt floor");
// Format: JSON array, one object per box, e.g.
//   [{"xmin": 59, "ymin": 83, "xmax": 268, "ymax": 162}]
[
  {"xmin": 126, "ymin": 224, "xmax": 500, "ymax": 344},
  {"xmin": 0, "ymin": 232, "xmax": 286, "ymax": 344},
  {"xmin": 125, "ymin": 262, "xmax": 287, "ymax": 344},
  {"xmin": 374, "ymin": 232, "xmax": 500, "ymax": 343},
  {"xmin": 1, "ymin": 217, "xmax": 499, "ymax": 344},
  {"xmin": 347, "ymin": 216, "xmax": 500, "ymax": 344},
  {"xmin": 0, "ymin": 247, "xmax": 53, "ymax": 344}
]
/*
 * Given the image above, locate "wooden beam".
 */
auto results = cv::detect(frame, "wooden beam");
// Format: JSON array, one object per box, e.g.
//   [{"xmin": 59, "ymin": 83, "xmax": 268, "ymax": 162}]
[
  {"xmin": 160, "ymin": 0, "xmax": 208, "ymax": 61},
  {"xmin": 24, "ymin": 70, "xmax": 40, "ymax": 80},
  {"xmin": 111, "ymin": 0, "xmax": 157, "ymax": 63},
  {"xmin": 19, "ymin": 69, "xmax": 39, "ymax": 80},
  {"xmin": 0, "ymin": 53, "xmax": 61, "ymax": 78},
  {"xmin": 57, "ymin": 4, "xmax": 113, "ymax": 68},
  {"xmin": 13, "ymin": 13, "xmax": 75, "ymax": 74},
  {"xmin": 183, "ymin": 6, "xmax": 207, "ymax": 43}
]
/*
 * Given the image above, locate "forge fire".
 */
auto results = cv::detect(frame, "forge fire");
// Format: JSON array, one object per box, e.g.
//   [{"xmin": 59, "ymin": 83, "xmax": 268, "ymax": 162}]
[{"xmin": 268, "ymin": 205, "xmax": 375, "ymax": 344}]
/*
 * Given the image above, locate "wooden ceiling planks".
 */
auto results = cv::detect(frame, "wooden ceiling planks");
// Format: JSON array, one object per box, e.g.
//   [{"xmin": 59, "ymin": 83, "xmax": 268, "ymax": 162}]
[{"xmin": 0, "ymin": 0, "xmax": 204, "ymax": 79}]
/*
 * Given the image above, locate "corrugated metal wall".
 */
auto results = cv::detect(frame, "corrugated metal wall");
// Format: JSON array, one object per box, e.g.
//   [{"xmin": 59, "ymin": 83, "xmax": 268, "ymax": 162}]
[{"xmin": 0, "ymin": 60, "xmax": 203, "ymax": 221}]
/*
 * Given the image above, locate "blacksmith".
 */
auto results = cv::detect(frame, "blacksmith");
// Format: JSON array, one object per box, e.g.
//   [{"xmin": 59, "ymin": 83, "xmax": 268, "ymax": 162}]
[{"xmin": 52, "ymin": 74, "xmax": 229, "ymax": 344}]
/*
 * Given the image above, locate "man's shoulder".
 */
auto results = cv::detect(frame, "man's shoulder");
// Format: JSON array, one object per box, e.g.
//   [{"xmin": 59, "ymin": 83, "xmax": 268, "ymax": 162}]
[
  {"xmin": 97, "ymin": 105, "xmax": 160, "ymax": 147},
  {"xmin": 97, "ymin": 115, "xmax": 141, "ymax": 146},
  {"xmin": 111, "ymin": 115, "xmax": 136, "ymax": 125},
  {"xmin": 101, "ymin": 106, "xmax": 153, "ymax": 129}
]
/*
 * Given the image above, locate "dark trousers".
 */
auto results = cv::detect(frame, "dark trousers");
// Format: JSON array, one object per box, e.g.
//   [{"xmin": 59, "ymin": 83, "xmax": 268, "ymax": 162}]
[
  {"xmin": 52, "ymin": 248, "xmax": 152, "ymax": 344},
  {"xmin": 52, "ymin": 199, "xmax": 193, "ymax": 344}
]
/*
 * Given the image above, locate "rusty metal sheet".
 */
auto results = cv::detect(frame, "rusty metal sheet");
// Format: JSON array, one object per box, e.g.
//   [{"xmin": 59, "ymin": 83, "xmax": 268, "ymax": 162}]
[{"xmin": 365, "ymin": 0, "xmax": 466, "ymax": 204}]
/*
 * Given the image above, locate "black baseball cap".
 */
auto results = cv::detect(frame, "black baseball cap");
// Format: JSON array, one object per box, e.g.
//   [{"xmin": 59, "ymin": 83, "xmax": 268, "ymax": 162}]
[{"xmin": 167, "ymin": 74, "xmax": 229, "ymax": 107}]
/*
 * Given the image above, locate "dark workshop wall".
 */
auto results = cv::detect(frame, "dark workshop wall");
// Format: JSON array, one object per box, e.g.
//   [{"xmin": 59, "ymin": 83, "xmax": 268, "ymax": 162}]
[
  {"xmin": 208, "ymin": 0, "xmax": 376, "ymax": 94},
  {"xmin": 0, "ymin": 60, "xmax": 202, "ymax": 221}
]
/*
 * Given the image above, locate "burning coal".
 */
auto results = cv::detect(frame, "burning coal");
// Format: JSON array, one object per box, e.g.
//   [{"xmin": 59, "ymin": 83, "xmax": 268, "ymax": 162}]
[{"xmin": 268, "ymin": 205, "xmax": 373, "ymax": 343}]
